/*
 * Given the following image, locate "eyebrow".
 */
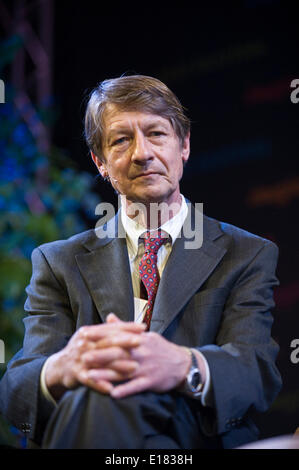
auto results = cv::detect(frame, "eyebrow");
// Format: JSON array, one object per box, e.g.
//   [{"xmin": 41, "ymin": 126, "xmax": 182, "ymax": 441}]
[
  {"xmin": 106, "ymin": 120, "xmax": 170, "ymax": 140},
  {"xmin": 144, "ymin": 121, "xmax": 170, "ymax": 132}
]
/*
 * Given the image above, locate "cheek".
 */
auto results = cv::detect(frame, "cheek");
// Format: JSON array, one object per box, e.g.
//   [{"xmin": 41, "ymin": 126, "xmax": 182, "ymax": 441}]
[
  {"xmin": 106, "ymin": 159, "xmax": 124, "ymax": 177},
  {"xmin": 109, "ymin": 152, "xmax": 131, "ymax": 171},
  {"xmin": 170, "ymin": 155, "xmax": 185, "ymax": 176}
]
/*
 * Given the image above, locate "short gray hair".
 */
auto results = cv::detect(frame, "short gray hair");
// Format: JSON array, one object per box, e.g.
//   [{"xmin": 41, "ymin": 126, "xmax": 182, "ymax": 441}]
[{"xmin": 84, "ymin": 75, "xmax": 190, "ymax": 160}]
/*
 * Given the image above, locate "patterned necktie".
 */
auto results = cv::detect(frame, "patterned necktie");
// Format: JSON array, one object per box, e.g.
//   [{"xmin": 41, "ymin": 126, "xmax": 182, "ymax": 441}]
[{"xmin": 139, "ymin": 229, "xmax": 169, "ymax": 330}]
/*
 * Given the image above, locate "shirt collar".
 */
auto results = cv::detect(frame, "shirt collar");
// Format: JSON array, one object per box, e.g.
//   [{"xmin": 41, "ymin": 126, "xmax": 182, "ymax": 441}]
[{"xmin": 121, "ymin": 195, "xmax": 188, "ymax": 260}]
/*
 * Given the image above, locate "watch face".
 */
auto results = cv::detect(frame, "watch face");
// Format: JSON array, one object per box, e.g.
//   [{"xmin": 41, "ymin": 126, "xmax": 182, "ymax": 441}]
[{"xmin": 190, "ymin": 370, "xmax": 201, "ymax": 390}]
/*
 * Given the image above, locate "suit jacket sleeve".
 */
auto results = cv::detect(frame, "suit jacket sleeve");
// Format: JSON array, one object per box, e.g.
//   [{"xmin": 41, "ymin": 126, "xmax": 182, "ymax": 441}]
[
  {"xmin": 0, "ymin": 246, "xmax": 76, "ymax": 445},
  {"xmin": 197, "ymin": 240, "xmax": 282, "ymax": 437}
]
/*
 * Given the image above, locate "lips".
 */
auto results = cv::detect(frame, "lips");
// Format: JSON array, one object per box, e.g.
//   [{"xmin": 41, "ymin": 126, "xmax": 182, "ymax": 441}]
[{"xmin": 134, "ymin": 171, "xmax": 161, "ymax": 178}]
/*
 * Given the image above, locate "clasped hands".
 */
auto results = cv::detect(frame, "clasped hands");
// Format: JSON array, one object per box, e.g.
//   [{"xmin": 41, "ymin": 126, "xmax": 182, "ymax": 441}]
[{"xmin": 45, "ymin": 313, "xmax": 192, "ymax": 401}]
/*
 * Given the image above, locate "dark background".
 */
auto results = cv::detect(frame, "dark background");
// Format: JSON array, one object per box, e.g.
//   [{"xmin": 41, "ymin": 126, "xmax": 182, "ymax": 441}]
[
  {"xmin": 53, "ymin": 0, "xmax": 299, "ymax": 438},
  {"xmin": 0, "ymin": 0, "xmax": 299, "ymax": 445}
]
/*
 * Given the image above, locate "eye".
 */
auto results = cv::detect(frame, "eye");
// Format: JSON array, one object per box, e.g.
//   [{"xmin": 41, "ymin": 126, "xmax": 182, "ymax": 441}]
[
  {"xmin": 149, "ymin": 131, "xmax": 166, "ymax": 137},
  {"xmin": 112, "ymin": 136, "xmax": 128, "ymax": 146}
]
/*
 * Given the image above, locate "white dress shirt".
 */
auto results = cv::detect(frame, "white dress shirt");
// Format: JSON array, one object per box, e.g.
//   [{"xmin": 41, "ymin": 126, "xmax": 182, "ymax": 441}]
[{"xmin": 121, "ymin": 195, "xmax": 189, "ymax": 323}]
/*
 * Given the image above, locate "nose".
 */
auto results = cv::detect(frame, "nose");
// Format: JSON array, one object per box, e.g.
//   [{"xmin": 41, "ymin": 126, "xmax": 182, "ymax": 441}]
[{"xmin": 131, "ymin": 131, "xmax": 153, "ymax": 164}]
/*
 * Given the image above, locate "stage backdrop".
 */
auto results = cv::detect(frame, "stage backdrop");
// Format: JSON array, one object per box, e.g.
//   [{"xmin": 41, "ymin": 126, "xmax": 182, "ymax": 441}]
[{"xmin": 0, "ymin": 1, "xmax": 298, "ymax": 446}]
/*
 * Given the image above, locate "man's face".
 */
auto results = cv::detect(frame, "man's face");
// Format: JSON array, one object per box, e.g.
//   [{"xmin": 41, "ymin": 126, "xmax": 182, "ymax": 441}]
[{"xmin": 92, "ymin": 105, "xmax": 190, "ymax": 206}]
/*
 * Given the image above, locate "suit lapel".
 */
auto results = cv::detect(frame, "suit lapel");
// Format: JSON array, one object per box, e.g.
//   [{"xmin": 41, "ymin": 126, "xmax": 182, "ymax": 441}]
[
  {"xmin": 75, "ymin": 214, "xmax": 134, "ymax": 324},
  {"xmin": 74, "ymin": 205, "xmax": 227, "ymax": 333},
  {"xmin": 150, "ymin": 209, "xmax": 227, "ymax": 334}
]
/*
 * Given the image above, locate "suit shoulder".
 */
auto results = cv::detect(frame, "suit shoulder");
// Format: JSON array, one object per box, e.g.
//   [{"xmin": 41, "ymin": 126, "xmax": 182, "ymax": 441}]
[
  {"xmin": 205, "ymin": 214, "xmax": 278, "ymax": 252},
  {"xmin": 32, "ymin": 229, "xmax": 95, "ymax": 259}
]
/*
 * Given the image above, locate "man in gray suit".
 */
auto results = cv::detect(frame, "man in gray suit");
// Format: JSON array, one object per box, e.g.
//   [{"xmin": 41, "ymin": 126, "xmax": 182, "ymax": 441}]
[{"xmin": 0, "ymin": 75, "xmax": 281, "ymax": 449}]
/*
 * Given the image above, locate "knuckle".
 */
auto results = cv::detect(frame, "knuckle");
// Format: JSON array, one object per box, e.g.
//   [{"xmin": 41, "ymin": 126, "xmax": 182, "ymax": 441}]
[
  {"xmin": 76, "ymin": 338, "xmax": 85, "ymax": 349},
  {"xmin": 135, "ymin": 346, "xmax": 147, "ymax": 359},
  {"xmin": 147, "ymin": 331, "xmax": 155, "ymax": 338},
  {"xmin": 80, "ymin": 351, "xmax": 90, "ymax": 366},
  {"xmin": 76, "ymin": 338, "xmax": 89, "ymax": 354},
  {"xmin": 77, "ymin": 371, "xmax": 87, "ymax": 385},
  {"xmin": 146, "ymin": 331, "xmax": 158, "ymax": 341},
  {"xmin": 78, "ymin": 326, "xmax": 89, "ymax": 338},
  {"xmin": 113, "ymin": 347, "xmax": 129, "ymax": 360}
]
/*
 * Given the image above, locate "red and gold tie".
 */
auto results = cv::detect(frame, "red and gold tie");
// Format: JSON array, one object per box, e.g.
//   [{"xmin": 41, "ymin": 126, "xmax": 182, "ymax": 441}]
[{"xmin": 139, "ymin": 230, "xmax": 169, "ymax": 330}]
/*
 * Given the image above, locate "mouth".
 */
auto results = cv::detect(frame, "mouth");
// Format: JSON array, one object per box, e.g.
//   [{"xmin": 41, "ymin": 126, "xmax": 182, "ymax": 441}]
[{"xmin": 134, "ymin": 171, "xmax": 161, "ymax": 179}]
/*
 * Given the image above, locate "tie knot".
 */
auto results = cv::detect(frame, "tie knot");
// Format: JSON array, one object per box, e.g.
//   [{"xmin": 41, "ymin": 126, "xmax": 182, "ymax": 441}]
[{"xmin": 141, "ymin": 229, "xmax": 169, "ymax": 254}]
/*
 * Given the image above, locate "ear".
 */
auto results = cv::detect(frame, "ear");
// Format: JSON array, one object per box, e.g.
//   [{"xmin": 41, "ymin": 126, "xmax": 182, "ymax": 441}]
[
  {"xmin": 90, "ymin": 151, "xmax": 108, "ymax": 179},
  {"xmin": 181, "ymin": 132, "xmax": 190, "ymax": 165}
]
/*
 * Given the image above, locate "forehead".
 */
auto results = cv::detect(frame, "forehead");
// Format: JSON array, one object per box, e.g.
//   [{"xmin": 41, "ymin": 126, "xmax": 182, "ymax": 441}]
[{"xmin": 102, "ymin": 104, "xmax": 172, "ymax": 134}]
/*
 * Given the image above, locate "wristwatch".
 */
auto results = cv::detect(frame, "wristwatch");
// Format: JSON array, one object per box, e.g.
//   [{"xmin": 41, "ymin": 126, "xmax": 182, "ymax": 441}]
[{"xmin": 180, "ymin": 348, "xmax": 203, "ymax": 397}]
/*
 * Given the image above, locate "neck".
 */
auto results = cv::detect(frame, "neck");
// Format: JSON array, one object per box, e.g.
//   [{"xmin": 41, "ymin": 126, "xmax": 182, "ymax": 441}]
[{"xmin": 122, "ymin": 194, "xmax": 182, "ymax": 229}]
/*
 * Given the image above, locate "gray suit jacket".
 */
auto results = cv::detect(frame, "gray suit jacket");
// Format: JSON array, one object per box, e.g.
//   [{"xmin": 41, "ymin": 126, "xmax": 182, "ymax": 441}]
[{"xmin": 0, "ymin": 207, "xmax": 282, "ymax": 448}]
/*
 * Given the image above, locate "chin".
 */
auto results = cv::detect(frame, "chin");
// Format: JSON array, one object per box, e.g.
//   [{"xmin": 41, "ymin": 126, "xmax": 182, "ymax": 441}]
[{"xmin": 130, "ymin": 188, "xmax": 176, "ymax": 205}]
